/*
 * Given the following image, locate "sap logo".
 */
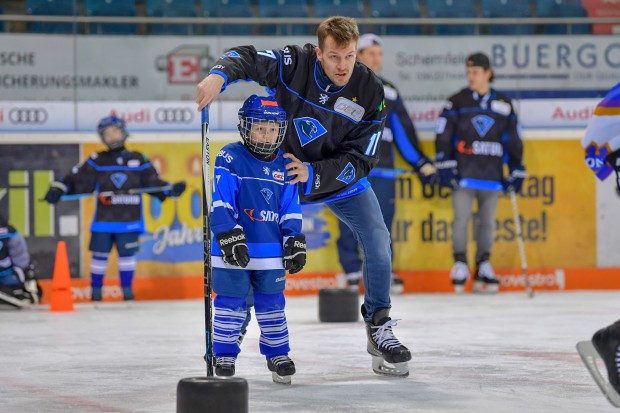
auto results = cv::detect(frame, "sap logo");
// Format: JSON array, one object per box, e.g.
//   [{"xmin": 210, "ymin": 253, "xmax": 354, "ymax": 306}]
[
  {"xmin": 471, "ymin": 115, "xmax": 495, "ymax": 138},
  {"xmin": 272, "ymin": 171, "xmax": 284, "ymax": 181},
  {"xmin": 243, "ymin": 208, "xmax": 279, "ymax": 222},
  {"xmin": 337, "ymin": 162, "xmax": 356, "ymax": 185},
  {"xmin": 217, "ymin": 149, "xmax": 234, "ymax": 163},
  {"xmin": 110, "ymin": 172, "xmax": 128, "ymax": 189},
  {"xmin": 334, "ymin": 97, "xmax": 365, "ymax": 122},
  {"xmin": 260, "ymin": 188, "xmax": 273, "ymax": 203},
  {"xmin": 293, "ymin": 117, "xmax": 327, "ymax": 146}
]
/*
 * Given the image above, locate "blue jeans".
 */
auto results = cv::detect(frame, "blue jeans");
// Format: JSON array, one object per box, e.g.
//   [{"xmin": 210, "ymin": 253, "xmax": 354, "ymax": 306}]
[
  {"xmin": 337, "ymin": 176, "xmax": 395, "ymax": 274},
  {"xmin": 326, "ymin": 187, "xmax": 391, "ymax": 320}
]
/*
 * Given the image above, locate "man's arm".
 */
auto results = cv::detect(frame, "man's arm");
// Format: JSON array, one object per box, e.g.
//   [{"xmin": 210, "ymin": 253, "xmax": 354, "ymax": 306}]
[{"xmin": 196, "ymin": 45, "xmax": 283, "ymax": 110}]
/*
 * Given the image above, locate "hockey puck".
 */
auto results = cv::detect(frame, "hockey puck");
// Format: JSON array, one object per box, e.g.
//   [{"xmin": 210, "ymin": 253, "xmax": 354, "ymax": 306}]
[
  {"xmin": 318, "ymin": 288, "xmax": 359, "ymax": 322},
  {"xmin": 176, "ymin": 377, "xmax": 248, "ymax": 413}
]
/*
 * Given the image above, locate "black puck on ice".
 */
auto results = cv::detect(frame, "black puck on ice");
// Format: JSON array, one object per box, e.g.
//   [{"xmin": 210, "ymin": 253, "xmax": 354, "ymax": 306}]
[
  {"xmin": 176, "ymin": 377, "xmax": 248, "ymax": 413},
  {"xmin": 318, "ymin": 288, "xmax": 359, "ymax": 322}
]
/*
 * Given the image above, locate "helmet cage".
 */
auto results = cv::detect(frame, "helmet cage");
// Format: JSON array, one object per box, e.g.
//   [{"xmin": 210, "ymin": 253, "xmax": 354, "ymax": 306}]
[{"xmin": 97, "ymin": 116, "xmax": 128, "ymax": 150}]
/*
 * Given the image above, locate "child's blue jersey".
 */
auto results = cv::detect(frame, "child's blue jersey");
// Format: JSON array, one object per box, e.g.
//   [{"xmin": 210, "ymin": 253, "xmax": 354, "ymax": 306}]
[{"xmin": 211, "ymin": 142, "xmax": 302, "ymax": 271}]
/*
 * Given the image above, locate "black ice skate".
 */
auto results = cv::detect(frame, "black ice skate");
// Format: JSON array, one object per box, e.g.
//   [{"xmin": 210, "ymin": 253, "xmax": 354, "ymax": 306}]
[
  {"xmin": 363, "ymin": 307, "xmax": 411, "ymax": 377},
  {"xmin": 472, "ymin": 261, "xmax": 499, "ymax": 294},
  {"xmin": 577, "ymin": 321, "xmax": 620, "ymax": 407},
  {"xmin": 450, "ymin": 261, "xmax": 469, "ymax": 294},
  {"xmin": 215, "ymin": 356, "xmax": 236, "ymax": 377},
  {"xmin": 267, "ymin": 355, "xmax": 295, "ymax": 385}
]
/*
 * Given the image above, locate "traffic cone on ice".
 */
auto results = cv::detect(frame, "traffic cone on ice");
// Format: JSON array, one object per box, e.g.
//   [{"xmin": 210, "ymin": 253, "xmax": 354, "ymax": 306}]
[{"xmin": 50, "ymin": 241, "xmax": 74, "ymax": 312}]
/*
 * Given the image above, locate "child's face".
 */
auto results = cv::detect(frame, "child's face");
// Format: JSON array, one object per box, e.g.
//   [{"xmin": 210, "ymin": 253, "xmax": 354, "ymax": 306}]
[
  {"xmin": 249, "ymin": 121, "xmax": 279, "ymax": 145},
  {"xmin": 102, "ymin": 126, "xmax": 124, "ymax": 146}
]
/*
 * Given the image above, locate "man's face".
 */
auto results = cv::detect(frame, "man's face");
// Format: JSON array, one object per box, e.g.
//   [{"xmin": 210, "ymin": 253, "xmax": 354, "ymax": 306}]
[
  {"xmin": 250, "ymin": 121, "xmax": 279, "ymax": 145},
  {"xmin": 316, "ymin": 36, "xmax": 357, "ymax": 87},
  {"xmin": 102, "ymin": 126, "xmax": 124, "ymax": 146},
  {"xmin": 467, "ymin": 66, "xmax": 492, "ymax": 92},
  {"xmin": 357, "ymin": 44, "xmax": 383, "ymax": 74}
]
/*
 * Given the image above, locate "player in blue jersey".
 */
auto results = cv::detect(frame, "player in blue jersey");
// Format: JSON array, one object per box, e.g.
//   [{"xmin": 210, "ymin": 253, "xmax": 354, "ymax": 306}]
[
  {"xmin": 197, "ymin": 16, "xmax": 411, "ymax": 377},
  {"xmin": 43, "ymin": 116, "xmax": 186, "ymax": 302},
  {"xmin": 337, "ymin": 33, "xmax": 438, "ymax": 293},
  {"xmin": 210, "ymin": 95, "xmax": 306, "ymax": 384}
]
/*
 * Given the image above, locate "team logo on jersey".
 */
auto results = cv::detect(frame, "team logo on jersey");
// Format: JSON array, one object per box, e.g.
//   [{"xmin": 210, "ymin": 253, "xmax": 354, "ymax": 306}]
[
  {"xmin": 243, "ymin": 208, "xmax": 279, "ymax": 222},
  {"xmin": 334, "ymin": 97, "xmax": 365, "ymax": 122},
  {"xmin": 471, "ymin": 115, "xmax": 495, "ymax": 138},
  {"xmin": 220, "ymin": 51, "xmax": 240, "ymax": 59},
  {"xmin": 272, "ymin": 171, "xmax": 284, "ymax": 181},
  {"xmin": 110, "ymin": 172, "xmax": 128, "ymax": 189},
  {"xmin": 260, "ymin": 188, "xmax": 274, "ymax": 203},
  {"xmin": 293, "ymin": 117, "xmax": 327, "ymax": 146},
  {"xmin": 263, "ymin": 166, "xmax": 270, "ymax": 175},
  {"xmin": 319, "ymin": 93, "xmax": 329, "ymax": 105},
  {"xmin": 336, "ymin": 163, "xmax": 356, "ymax": 185}
]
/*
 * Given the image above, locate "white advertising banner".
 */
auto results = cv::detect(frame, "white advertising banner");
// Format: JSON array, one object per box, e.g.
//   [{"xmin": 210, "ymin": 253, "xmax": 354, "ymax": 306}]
[
  {"xmin": 0, "ymin": 34, "xmax": 618, "ymax": 102},
  {"xmin": 0, "ymin": 99, "xmax": 603, "ymax": 132}
]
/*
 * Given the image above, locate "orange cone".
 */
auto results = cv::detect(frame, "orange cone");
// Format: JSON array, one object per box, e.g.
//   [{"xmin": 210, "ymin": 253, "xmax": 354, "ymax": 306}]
[{"xmin": 50, "ymin": 241, "xmax": 74, "ymax": 312}]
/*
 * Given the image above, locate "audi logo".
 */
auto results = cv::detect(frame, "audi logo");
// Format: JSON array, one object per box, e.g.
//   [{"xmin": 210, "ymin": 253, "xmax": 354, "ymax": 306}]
[
  {"xmin": 154, "ymin": 108, "xmax": 194, "ymax": 124},
  {"xmin": 9, "ymin": 108, "xmax": 48, "ymax": 125}
]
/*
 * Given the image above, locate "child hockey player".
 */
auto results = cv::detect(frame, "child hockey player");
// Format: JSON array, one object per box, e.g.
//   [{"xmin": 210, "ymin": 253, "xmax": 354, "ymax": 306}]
[
  {"xmin": 211, "ymin": 95, "xmax": 306, "ymax": 384},
  {"xmin": 43, "ymin": 115, "xmax": 186, "ymax": 302},
  {"xmin": 577, "ymin": 82, "xmax": 620, "ymax": 407},
  {"xmin": 0, "ymin": 214, "xmax": 40, "ymax": 308}
]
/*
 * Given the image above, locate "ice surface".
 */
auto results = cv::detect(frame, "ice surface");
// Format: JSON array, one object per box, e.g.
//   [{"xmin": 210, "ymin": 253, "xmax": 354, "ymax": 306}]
[{"xmin": 1, "ymin": 291, "xmax": 618, "ymax": 412}]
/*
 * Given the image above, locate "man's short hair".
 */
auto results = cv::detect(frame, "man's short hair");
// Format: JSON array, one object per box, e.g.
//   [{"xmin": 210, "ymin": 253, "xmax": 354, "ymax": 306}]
[{"xmin": 316, "ymin": 16, "xmax": 359, "ymax": 50}]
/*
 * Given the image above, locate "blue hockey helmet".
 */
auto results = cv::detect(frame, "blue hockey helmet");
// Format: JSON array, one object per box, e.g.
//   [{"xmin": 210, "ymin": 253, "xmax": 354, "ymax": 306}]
[
  {"xmin": 238, "ymin": 95, "xmax": 288, "ymax": 157},
  {"xmin": 97, "ymin": 115, "xmax": 128, "ymax": 150}
]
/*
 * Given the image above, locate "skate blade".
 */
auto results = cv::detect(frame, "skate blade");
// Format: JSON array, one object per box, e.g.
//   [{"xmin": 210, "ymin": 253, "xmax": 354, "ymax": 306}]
[
  {"xmin": 0, "ymin": 290, "xmax": 31, "ymax": 309},
  {"xmin": 271, "ymin": 371, "xmax": 292, "ymax": 385},
  {"xmin": 390, "ymin": 284, "xmax": 404, "ymax": 295},
  {"xmin": 453, "ymin": 284, "xmax": 465, "ymax": 294},
  {"xmin": 371, "ymin": 356, "xmax": 409, "ymax": 377},
  {"xmin": 576, "ymin": 340, "xmax": 620, "ymax": 407}
]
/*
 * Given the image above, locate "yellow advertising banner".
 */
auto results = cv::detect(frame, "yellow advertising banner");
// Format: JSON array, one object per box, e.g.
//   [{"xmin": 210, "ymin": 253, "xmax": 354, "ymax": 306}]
[{"xmin": 80, "ymin": 138, "xmax": 595, "ymax": 281}]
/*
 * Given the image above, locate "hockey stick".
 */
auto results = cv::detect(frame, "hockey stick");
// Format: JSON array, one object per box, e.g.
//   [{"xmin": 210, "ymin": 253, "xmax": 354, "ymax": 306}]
[
  {"xmin": 201, "ymin": 106, "xmax": 214, "ymax": 377},
  {"xmin": 57, "ymin": 185, "xmax": 173, "ymax": 201},
  {"xmin": 369, "ymin": 167, "xmax": 408, "ymax": 179},
  {"xmin": 509, "ymin": 190, "xmax": 534, "ymax": 298}
]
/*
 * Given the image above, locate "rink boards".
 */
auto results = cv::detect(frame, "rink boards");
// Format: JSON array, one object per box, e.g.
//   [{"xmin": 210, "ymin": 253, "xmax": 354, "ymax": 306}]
[{"xmin": 1, "ymin": 130, "xmax": 619, "ymax": 302}]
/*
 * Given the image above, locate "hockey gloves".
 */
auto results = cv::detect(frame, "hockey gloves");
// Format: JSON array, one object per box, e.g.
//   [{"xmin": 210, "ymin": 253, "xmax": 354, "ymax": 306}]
[
  {"xmin": 283, "ymin": 235, "xmax": 306, "ymax": 274},
  {"xmin": 44, "ymin": 181, "xmax": 67, "ymax": 204},
  {"xmin": 217, "ymin": 228, "xmax": 250, "ymax": 268},
  {"xmin": 435, "ymin": 160, "xmax": 459, "ymax": 190},
  {"xmin": 415, "ymin": 157, "xmax": 438, "ymax": 186},
  {"xmin": 503, "ymin": 165, "xmax": 528, "ymax": 193},
  {"xmin": 170, "ymin": 181, "xmax": 187, "ymax": 198}
]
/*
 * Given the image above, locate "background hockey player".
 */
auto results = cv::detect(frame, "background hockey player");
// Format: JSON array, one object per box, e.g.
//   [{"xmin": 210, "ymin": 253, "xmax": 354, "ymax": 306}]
[
  {"xmin": 577, "ymin": 82, "xmax": 620, "ymax": 407},
  {"xmin": 196, "ymin": 16, "xmax": 411, "ymax": 377},
  {"xmin": 0, "ymin": 214, "xmax": 40, "ymax": 308},
  {"xmin": 435, "ymin": 52, "xmax": 526, "ymax": 294},
  {"xmin": 337, "ymin": 33, "xmax": 437, "ymax": 293},
  {"xmin": 43, "ymin": 115, "xmax": 186, "ymax": 302},
  {"xmin": 210, "ymin": 95, "xmax": 306, "ymax": 384}
]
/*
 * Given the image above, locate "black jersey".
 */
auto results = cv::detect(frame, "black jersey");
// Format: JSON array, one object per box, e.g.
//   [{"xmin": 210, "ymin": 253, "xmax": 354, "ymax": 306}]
[
  {"xmin": 435, "ymin": 88, "xmax": 523, "ymax": 190},
  {"xmin": 59, "ymin": 148, "xmax": 168, "ymax": 233},
  {"xmin": 209, "ymin": 44, "xmax": 386, "ymax": 203},
  {"xmin": 377, "ymin": 75, "xmax": 429, "ymax": 170},
  {"xmin": 0, "ymin": 216, "xmax": 29, "ymax": 277}
]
